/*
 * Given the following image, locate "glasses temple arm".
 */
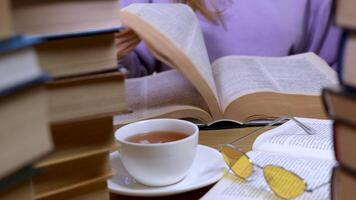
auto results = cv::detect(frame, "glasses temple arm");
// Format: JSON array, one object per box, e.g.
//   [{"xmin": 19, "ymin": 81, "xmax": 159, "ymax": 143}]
[
  {"xmin": 229, "ymin": 116, "xmax": 290, "ymax": 145},
  {"xmin": 290, "ymin": 117, "xmax": 317, "ymax": 135},
  {"xmin": 253, "ymin": 163, "xmax": 264, "ymax": 169},
  {"xmin": 305, "ymin": 181, "xmax": 330, "ymax": 192},
  {"xmin": 229, "ymin": 116, "xmax": 317, "ymax": 145}
]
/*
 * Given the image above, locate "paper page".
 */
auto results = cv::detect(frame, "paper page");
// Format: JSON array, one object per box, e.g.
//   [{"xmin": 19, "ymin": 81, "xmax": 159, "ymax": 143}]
[
  {"xmin": 252, "ymin": 118, "xmax": 334, "ymax": 160},
  {"xmin": 202, "ymin": 151, "xmax": 335, "ymax": 200},
  {"xmin": 114, "ymin": 70, "xmax": 211, "ymax": 125},
  {"xmin": 212, "ymin": 53, "xmax": 338, "ymax": 111},
  {"xmin": 120, "ymin": 4, "xmax": 222, "ymax": 118}
]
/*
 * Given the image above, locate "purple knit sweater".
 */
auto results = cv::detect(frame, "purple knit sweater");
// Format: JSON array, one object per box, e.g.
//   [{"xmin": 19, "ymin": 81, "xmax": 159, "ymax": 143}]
[{"xmin": 120, "ymin": 0, "xmax": 342, "ymax": 78}]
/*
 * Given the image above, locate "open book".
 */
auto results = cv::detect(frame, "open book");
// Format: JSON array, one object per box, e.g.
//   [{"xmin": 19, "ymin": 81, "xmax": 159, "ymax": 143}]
[
  {"xmin": 202, "ymin": 118, "xmax": 335, "ymax": 200},
  {"xmin": 116, "ymin": 3, "xmax": 338, "ymax": 125}
]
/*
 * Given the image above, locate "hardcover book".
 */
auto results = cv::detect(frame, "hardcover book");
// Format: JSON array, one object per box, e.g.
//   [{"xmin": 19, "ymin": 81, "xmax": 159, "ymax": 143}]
[
  {"xmin": 338, "ymin": 32, "xmax": 356, "ymax": 90},
  {"xmin": 33, "ymin": 152, "xmax": 112, "ymax": 199},
  {"xmin": 0, "ymin": 84, "xmax": 53, "ymax": 180},
  {"xmin": 36, "ymin": 116, "xmax": 117, "ymax": 168},
  {"xmin": 47, "ymin": 71, "xmax": 127, "ymax": 124},
  {"xmin": 35, "ymin": 31, "xmax": 119, "ymax": 78},
  {"xmin": 333, "ymin": 121, "xmax": 356, "ymax": 171},
  {"xmin": 11, "ymin": 0, "xmax": 121, "ymax": 36},
  {"xmin": 323, "ymin": 86, "xmax": 356, "ymax": 125},
  {"xmin": 0, "ymin": 166, "xmax": 38, "ymax": 200},
  {"xmin": 0, "ymin": 0, "xmax": 13, "ymax": 40},
  {"xmin": 40, "ymin": 180, "xmax": 109, "ymax": 200},
  {"xmin": 332, "ymin": 166, "xmax": 356, "ymax": 200},
  {"xmin": 334, "ymin": 0, "xmax": 356, "ymax": 29}
]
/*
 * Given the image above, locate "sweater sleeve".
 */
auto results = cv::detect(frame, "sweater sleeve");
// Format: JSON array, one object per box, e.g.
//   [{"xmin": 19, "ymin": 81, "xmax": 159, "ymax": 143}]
[
  {"xmin": 118, "ymin": 42, "xmax": 166, "ymax": 78},
  {"xmin": 119, "ymin": 0, "xmax": 171, "ymax": 78},
  {"xmin": 306, "ymin": 0, "xmax": 342, "ymax": 70}
]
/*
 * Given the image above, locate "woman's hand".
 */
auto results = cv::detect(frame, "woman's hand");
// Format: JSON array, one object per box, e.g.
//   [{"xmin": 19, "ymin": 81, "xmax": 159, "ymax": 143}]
[{"xmin": 115, "ymin": 28, "xmax": 141, "ymax": 59}]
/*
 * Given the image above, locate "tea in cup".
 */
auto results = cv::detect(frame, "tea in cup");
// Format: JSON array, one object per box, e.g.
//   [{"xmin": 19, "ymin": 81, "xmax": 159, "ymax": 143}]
[{"xmin": 114, "ymin": 119, "xmax": 199, "ymax": 186}]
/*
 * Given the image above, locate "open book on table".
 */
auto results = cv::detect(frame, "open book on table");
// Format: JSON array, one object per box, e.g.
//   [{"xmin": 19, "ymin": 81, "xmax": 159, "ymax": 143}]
[
  {"xmin": 202, "ymin": 117, "xmax": 336, "ymax": 200},
  {"xmin": 115, "ymin": 3, "xmax": 338, "ymax": 126}
]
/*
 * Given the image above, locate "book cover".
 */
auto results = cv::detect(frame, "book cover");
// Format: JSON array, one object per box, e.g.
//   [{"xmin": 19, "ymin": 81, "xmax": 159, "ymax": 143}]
[
  {"xmin": 47, "ymin": 71, "xmax": 127, "ymax": 124},
  {"xmin": 0, "ymin": 85, "xmax": 53, "ymax": 179},
  {"xmin": 11, "ymin": 0, "xmax": 122, "ymax": 36},
  {"xmin": 333, "ymin": 121, "xmax": 356, "ymax": 172},
  {"xmin": 337, "ymin": 31, "xmax": 356, "ymax": 91},
  {"xmin": 332, "ymin": 166, "xmax": 356, "ymax": 200},
  {"xmin": 334, "ymin": 0, "xmax": 356, "ymax": 29},
  {"xmin": 322, "ymin": 86, "xmax": 356, "ymax": 125}
]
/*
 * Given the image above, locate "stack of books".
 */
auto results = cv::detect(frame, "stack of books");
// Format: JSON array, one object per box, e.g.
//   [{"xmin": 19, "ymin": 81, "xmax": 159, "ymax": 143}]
[
  {"xmin": 323, "ymin": 1, "xmax": 356, "ymax": 199},
  {"xmin": 0, "ymin": 0, "xmax": 126, "ymax": 199},
  {"xmin": 0, "ymin": 36, "xmax": 53, "ymax": 199}
]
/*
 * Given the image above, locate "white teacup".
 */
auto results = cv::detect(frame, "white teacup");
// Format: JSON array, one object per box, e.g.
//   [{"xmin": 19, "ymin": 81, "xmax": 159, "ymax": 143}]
[{"xmin": 114, "ymin": 119, "xmax": 199, "ymax": 186}]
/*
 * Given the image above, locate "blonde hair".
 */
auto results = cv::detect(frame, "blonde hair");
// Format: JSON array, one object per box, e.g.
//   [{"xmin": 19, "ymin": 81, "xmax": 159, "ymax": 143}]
[{"xmin": 174, "ymin": 0, "xmax": 221, "ymax": 23}]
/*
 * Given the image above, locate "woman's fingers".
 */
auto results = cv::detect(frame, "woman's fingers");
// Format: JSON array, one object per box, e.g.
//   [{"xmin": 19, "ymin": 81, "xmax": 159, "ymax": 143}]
[
  {"xmin": 116, "ymin": 36, "xmax": 141, "ymax": 59},
  {"xmin": 115, "ymin": 28, "xmax": 141, "ymax": 59},
  {"xmin": 115, "ymin": 28, "xmax": 139, "ymax": 43}
]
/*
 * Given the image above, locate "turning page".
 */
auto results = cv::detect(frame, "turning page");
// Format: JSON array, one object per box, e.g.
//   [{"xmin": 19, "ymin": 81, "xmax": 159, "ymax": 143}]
[
  {"xmin": 114, "ymin": 70, "xmax": 212, "ymax": 125},
  {"xmin": 212, "ymin": 53, "xmax": 338, "ymax": 112},
  {"xmin": 252, "ymin": 118, "xmax": 334, "ymax": 160},
  {"xmin": 120, "ymin": 3, "xmax": 222, "ymax": 118}
]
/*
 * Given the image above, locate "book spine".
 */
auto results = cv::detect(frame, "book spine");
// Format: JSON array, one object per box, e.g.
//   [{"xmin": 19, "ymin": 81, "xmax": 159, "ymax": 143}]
[
  {"xmin": 337, "ymin": 31, "xmax": 356, "ymax": 92},
  {"xmin": 321, "ymin": 88, "xmax": 332, "ymax": 118},
  {"xmin": 331, "ymin": 166, "xmax": 337, "ymax": 200},
  {"xmin": 337, "ymin": 31, "xmax": 347, "ymax": 86},
  {"xmin": 0, "ymin": 74, "xmax": 50, "ymax": 97},
  {"xmin": 334, "ymin": 0, "xmax": 356, "ymax": 30},
  {"xmin": 0, "ymin": 35, "xmax": 43, "ymax": 53},
  {"xmin": 332, "ymin": 166, "xmax": 356, "ymax": 200},
  {"xmin": 0, "ymin": 166, "xmax": 40, "ymax": 192},
  {"xmin": 322, "ymin": 87, "xmax": 356, "ymax": 125},
  {"xmin": 333, "ymin": 122, "xmax": 339, "ymax": 162},
  {"xmin": 333, "ymin": 120, "xmax": 356, "ymax": 173}
]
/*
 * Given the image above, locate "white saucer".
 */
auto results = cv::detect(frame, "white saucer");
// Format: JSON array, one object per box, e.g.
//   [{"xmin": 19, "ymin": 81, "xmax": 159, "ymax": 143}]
[{"xmin": 107, "ymin": 145, "xmax": 227, "ymax": 197}]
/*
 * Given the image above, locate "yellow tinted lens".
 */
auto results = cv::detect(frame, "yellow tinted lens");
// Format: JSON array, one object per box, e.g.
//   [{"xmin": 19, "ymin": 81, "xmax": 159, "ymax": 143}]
[
  {"xmin": 220, "ymin": 146, "xmax": 243, "ymax": 166},
  {"xmin": 263, "ymin": 165, "xmax": 306, "ymax": 199},
  {"xmin": 231, "ymin": 155, "xmax": 253, "ymax": 179},
  {"xmin": 220, "ymin": 146, "xmax": 253, "ymax": 179}
]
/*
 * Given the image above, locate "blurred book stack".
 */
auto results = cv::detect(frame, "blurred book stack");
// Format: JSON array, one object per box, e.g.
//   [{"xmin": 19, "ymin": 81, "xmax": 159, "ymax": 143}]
[
  {"xmin": 323, "ymin": 1, "xmax": 356, "ymax": 199},
  {"xmin": 0, "ymin": 33, "xmax": 52, "ymax": 200},
  {"xmin": 0, "ymin": 0, "xmax": 126, "ymax": 199}
]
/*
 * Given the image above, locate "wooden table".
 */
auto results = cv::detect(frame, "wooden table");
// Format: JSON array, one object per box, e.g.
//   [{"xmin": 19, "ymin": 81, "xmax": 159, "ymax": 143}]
[{"xmin": 110, "ymin": 127, "xmax": 268, "ymax": 200}]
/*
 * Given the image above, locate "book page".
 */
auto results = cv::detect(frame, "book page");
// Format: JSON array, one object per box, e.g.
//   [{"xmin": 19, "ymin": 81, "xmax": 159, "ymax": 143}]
[
  {"xmin": 120, "ymin": 3, "xmax": 222, "ymax": 118},
  {"xmin": 252, "ymin": 118, "xmax": 334, "ymax": 160},
  {"xmin": 114, "ymin": 70, "xmax": 212, "ymax": 125},
  {"xmin": 212, "ymin": 53, "xmax": 338, "ymax": 111},
  {"xmin": 202, "ymin": 151, "xmax": 335, "ymax": 200}
]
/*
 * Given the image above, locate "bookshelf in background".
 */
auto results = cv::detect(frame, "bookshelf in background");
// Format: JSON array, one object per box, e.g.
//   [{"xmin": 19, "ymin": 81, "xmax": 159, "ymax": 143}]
[
  {"xmin": 0, "ymin": 0, "xmax": 125, "ymax": 199},
  {"xmin": 323, "ymin": 1, "xmax": 356, "ymax": 199}
]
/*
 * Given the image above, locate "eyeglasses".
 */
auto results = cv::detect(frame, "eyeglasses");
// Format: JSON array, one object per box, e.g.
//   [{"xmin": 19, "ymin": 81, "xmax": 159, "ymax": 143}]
[{"xmin": 219, "ymin": 116, "xmax": 330, "ymax": 199}]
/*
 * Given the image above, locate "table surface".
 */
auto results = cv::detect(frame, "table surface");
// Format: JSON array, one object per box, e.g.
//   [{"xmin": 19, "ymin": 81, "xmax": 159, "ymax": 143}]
[{"xmin": 110, "ymin": 126, "xmax": 268, "ymax": 200}]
